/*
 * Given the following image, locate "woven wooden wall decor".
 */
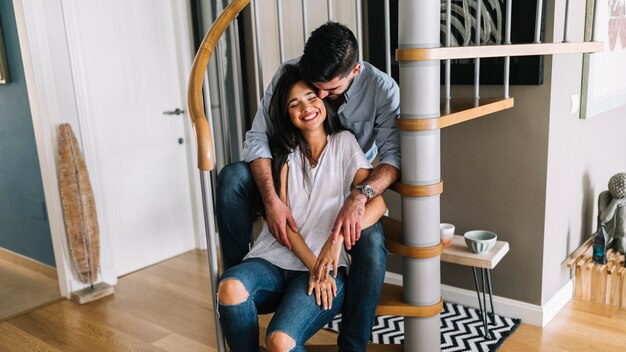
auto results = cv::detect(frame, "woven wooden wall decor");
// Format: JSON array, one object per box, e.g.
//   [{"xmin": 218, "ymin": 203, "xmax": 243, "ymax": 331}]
[{"xmin": 57, "ymin": 123, "xmax": 100, "ymax": 285}]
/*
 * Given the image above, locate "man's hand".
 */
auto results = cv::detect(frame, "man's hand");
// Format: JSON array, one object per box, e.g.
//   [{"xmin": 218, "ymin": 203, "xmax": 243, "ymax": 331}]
[
  {"xmin": 265, "ymin": 198, "xmax": 297, "ymax": 250},
  {"xmin": 313, "ymin": 234, "xmax": 344, "ymax": 283},
  {"xmin": 330, "ymin": 191, "xmax": 366, "ymax": 250}
]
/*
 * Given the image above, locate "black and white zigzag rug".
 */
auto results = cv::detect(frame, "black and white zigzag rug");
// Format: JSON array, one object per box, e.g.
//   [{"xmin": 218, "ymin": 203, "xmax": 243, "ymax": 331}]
[{"xmin": 324, "ymin": 302, "xmax": 521, "ymax": 351}]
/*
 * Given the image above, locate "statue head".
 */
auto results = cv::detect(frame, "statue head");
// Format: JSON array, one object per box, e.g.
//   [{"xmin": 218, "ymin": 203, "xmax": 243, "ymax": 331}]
[{"xmin": 608, "ymin": 172, "xmax": 626, "ymax": 199}]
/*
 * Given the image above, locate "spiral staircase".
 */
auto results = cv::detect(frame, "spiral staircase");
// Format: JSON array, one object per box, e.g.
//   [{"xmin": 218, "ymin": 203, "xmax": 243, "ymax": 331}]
[{"xmin": 187, "ymin": 1, "xmax": 602, "ymax": 350}]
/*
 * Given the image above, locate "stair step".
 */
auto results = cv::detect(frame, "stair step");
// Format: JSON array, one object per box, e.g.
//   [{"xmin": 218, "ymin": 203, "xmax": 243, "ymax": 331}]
[
  {"xmin": 397, "ymin": 97, "xmax": 514, "ymax": 131},
  {"xmin": 301, "ymin": 344, "xmax": 403, "ymax": 351},
  {"xmin": 262, "ymin": 345, "xmax": 402, "ymax": 351},
  {"xmin": 377, "ymin": 283, "xmax": 442, "ymax": 317},
  {"xmin": 381, "ymin": 217, "xmax": 442, "ymax": 259},
  {"xmin": 396, "ymin": 41, "xmax": 604, "ymax": 61}
]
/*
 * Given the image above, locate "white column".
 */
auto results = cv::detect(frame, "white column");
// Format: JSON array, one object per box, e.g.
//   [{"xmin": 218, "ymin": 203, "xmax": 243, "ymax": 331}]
[{"xmin": 398, "ymin": 1, "xmax": 441, "ymax": 351}]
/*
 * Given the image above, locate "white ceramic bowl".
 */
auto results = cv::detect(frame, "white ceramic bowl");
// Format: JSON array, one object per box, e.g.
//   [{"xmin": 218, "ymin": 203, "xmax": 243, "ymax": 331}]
[
  {"xmin": 440, "ymin": 223, "xmax": 455, "ymax": 246},
  {"xmin": 464, "ymin": 230, "xmax": 497, "ymax": 254}
]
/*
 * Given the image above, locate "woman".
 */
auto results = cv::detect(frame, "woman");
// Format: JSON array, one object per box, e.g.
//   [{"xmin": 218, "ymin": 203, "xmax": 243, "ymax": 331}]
[{"xmin": 216, "ymin": 65, "xmax": 386, "ymax": 351}]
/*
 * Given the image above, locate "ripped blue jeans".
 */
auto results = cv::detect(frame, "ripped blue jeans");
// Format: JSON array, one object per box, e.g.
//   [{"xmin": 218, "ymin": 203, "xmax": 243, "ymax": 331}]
[{"xmin": 217, "ymin": 258, "xmax": 346, "ymax": 351}]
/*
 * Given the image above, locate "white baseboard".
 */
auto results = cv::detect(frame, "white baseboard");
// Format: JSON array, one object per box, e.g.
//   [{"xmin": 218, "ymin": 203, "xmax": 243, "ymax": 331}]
[{"xmin": 384, "ymin": 272, "xmax": 572, "ymax": 327}]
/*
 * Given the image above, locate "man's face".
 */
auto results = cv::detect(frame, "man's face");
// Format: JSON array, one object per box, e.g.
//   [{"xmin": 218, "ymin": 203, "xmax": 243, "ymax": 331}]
[{"xmin": 313, "ymin": 63, "xmax": 361, "ymax": 100}]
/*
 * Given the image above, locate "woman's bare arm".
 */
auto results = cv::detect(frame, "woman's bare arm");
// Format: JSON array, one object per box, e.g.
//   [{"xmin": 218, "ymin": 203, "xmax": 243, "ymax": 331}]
[
  {"xmin": 276, "ymin": 164, "xmax": 318, "ymax": 271},
  {"xmin": 314, "ymin": 168, "xmax": 387, "ymax": 281}
]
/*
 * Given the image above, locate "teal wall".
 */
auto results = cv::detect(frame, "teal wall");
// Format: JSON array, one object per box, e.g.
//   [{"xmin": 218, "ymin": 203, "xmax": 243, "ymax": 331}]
[{"xmin": 0, "ymin": 0, "xmax": 55, "ymax": 267}]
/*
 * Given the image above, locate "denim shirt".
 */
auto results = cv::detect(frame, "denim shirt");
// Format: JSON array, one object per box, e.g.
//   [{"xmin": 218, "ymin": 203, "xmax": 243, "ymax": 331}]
[{"xmin": 243, "ymin": 60, "xmax": 400, "ymax": 169}]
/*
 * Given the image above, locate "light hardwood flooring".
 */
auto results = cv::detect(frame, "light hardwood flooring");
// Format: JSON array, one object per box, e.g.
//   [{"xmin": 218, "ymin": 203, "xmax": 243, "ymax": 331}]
[
  {"xmin": 0, "ymin": 256, "xmax": 62, "ymax": 322},
  {"xmin": 1, "ymin": 250, "xmax": 625, "ymax": 351}
]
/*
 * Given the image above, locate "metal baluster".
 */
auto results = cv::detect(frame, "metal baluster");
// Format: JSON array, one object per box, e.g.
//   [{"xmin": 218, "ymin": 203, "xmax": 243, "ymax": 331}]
[
  {"xmin": 474, "ymin": 0, "xmax": 482, "ymax": 99},
  {"xmin": 277, "ymin": 0, "xmax": 285, "ymax": 63},
  {"xmin": 563, "ymin": 0, "xmax": 570, "ymax": 42},
  {"xmin": 327, "ymin": 0, "xmax": 333, "ymax": 21},
  {"xmin": 384, "ymin": 0, "xmax": 391, "ymax": 75},
  {"xmin": 356, "ymin": 0, "xmax": 363, "ymax": 61},
  {"xmin": 302, "ymin": 0, "xmax": 308, "ymax": 43},
  {"xmin": 253, "ymin": 0, "xmax": 264, "ymax": 101},
  {"xmin": 200, "ymin": 171, "xmax": 225, "ymax": 352},
  {"xmin": 230, "ymin": 14, "xmax": 245, "ymax": 160},
  {"xmin": 215, "ymin": 2, "xmax": 231, "ymax": 165},
  {"xmin": 503, "ymin": 0, "xmax": 512, "ymax": 98},
  {"xmin": 534, "ymin": 0, "xmax": 544, "ymax": 43},
  {"xmin": 445, "ymin": 0, "xmax": 451, "ymax": 100}
]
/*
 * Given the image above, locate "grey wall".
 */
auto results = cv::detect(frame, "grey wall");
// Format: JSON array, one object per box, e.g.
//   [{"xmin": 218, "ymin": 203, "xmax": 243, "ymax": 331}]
[{"xmin": 0, "ymin": 0, "xmax": 55, "ymax": 267}]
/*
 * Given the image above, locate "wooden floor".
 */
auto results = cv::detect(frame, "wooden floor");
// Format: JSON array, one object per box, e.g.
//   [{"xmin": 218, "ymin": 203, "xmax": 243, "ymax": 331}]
[
  {"xmin": 0, "ymin": 256, "xmax": 61, "ymax": 322},
  {"xmin": 1, "ymin": 250, "xmax": 625, "ymax": 351}
]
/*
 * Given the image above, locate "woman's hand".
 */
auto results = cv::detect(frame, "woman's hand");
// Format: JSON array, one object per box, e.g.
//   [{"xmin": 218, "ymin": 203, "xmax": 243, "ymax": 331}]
[
  {"xmin": 308, "ymin": 273, "xmax": 337, "ymax": 310},
  {"xmin": 313, "ymin": 235, "xmax": 344, "ymax": 283}
]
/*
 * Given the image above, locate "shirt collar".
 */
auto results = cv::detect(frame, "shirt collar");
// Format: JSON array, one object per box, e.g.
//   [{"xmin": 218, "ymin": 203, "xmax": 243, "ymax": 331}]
[{"xmin": 343, "ymin": 61, "xmax": 364, "ymax": 101}]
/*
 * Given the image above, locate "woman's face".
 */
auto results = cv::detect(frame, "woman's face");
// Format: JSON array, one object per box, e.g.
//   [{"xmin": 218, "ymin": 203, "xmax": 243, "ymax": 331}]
[{"xmin": 287, "ymin": 81, "xmax": 327, "ymax": 133}]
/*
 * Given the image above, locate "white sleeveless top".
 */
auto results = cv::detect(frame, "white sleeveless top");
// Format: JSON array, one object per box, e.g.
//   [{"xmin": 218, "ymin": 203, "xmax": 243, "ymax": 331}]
[{"xmin": 244, "ymin": 131, "xmax": 372, "ymax": 271}]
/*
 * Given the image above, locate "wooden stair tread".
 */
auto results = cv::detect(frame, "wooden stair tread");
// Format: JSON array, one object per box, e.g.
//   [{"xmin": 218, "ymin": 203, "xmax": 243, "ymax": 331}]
[
  {"xmin": 300, "ymin": 344, "xmax": 403, "ymax": 351},
  {"xmin": 381, "ymin": 217, "xmax": 442, "ymax": 259},
  {"xmin": 377, "ymin": 283, "xmax": 442, "ymax": 317},
  {"xmin": 396, "ymin": 41, "xmax": 604, "ymax": 61},
  {"xmin": 397, "ymin": 97, "xmax": 514, "ymax": 131},
  {"xmin": 262, "ymin": 345, "xmax": 402, "ymax": 351}
]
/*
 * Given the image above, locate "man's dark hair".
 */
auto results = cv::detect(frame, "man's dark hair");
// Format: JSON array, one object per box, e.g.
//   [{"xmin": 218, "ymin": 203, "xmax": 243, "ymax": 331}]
[{"xmin": 299, "ymin": 22, "xmax": 359, "ymax": 83}]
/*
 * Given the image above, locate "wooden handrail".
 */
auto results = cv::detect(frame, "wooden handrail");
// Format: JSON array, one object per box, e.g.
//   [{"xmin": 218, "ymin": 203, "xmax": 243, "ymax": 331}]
[{"xmin": 187, "ymin": 0, "xmax": 251, "ymax": 171}]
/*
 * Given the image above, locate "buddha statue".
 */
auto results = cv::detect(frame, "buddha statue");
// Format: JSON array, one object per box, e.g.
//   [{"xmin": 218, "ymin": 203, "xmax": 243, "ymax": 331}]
[{"xmin": 598, "ymin": 172, "xmax": 626, "ymax": 254}]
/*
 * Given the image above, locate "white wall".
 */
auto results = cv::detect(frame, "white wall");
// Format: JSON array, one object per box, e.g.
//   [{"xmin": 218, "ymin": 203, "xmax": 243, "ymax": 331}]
[{"xmin": 542, "ymin": 0, "xmax": 626, "ymax": 304}]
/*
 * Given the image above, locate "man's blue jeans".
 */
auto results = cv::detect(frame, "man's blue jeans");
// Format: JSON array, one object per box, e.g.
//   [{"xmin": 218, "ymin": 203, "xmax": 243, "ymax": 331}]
[
  {"xmin": 216, "ymin": 161, "xmax": 388, "ymax": 351},
  {"xmin": 217, "ymin": 258, "xmax": 347, "ymax": 351}
]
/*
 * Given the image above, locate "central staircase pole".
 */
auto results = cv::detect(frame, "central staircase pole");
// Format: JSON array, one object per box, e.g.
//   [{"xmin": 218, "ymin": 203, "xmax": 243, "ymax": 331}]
[{"xmin": 398, "ymin": 1, "xmax": 442, "ymax": 350}]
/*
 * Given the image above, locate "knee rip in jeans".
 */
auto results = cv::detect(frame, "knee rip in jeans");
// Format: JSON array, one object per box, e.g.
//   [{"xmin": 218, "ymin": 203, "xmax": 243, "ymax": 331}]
[
  {"xmin": 217, "ymin": 279, "xmax": 249, "ymax": 305},
  {"xmin": 266, "ymin": 331, "xmax": 296, "ymax": 352}
]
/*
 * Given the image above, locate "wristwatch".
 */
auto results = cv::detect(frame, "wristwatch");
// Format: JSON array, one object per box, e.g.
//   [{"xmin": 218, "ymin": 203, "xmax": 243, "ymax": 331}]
[{"xmin": 353, "ymin": 184, "xmax": 375, "ymax": 200}]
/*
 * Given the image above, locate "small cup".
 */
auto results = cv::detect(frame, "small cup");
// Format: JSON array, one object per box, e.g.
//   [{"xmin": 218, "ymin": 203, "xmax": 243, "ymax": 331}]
[{"xmin": 440, "ymin": 223, "xmax": 455, "ymax": 246}]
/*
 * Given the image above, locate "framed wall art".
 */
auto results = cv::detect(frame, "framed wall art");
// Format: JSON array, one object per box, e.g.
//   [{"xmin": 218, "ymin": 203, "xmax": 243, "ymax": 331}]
[
  {"xmin": 580, "ymin": 0, "xmax": 626, "ymax": 119},
  {"xmin": 366, "ymin": 0, "xmax": 546, "ymax": 85}
]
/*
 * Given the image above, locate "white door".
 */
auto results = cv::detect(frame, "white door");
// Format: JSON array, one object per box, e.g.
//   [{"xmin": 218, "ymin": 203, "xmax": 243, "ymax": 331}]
[{"xmin": 63, "ymin": 0, "xmax": 197, "ymax": 275}]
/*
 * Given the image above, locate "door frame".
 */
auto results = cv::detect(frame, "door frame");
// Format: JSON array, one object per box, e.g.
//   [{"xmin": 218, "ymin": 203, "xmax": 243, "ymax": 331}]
[{"xmin": 13, "ymin": 0, "xmax": 206, "ymax": 297}]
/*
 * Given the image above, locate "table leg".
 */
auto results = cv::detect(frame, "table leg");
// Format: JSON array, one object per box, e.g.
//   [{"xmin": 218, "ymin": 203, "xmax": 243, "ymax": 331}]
[
  {"xmin": 471, "ymin": 267, "xmax": 489, "ymax": 338},
  {"xmin": 486, "ymin": 268, "xmax": 495, "ymax": 324},
  {"xmin": 481, "ymin": 268, "xmax": 492, "ymax": 339}
]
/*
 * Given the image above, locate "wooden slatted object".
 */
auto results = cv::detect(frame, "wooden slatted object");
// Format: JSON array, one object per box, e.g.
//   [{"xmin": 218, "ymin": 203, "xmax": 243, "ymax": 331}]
[
  {"xmin": 567, "ymin": 244, "xmax": 626, "ymax": 307},
  {"xmin": 397, "ymin": 98, "xmax": 514, "ymax": 131}
]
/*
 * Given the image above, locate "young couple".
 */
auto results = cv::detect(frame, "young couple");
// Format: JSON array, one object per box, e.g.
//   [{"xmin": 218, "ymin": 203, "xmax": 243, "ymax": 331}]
[{"xmin": 216, "ymin": 22, "xmax": 400, "ymax": 351}]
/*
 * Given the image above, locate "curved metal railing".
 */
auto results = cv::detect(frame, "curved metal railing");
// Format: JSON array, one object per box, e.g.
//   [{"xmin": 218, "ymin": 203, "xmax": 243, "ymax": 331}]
[
  {"xmin": 187, "ymin": 0, "xmax": 250, "ymax": 172},
  {"xmin": 187, "ymin": 2, "xmax": 251, "ymax": 351}
]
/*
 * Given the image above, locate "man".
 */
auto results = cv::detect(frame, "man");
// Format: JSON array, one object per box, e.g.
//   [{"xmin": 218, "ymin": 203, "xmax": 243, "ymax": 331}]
[{"xmin": 216, "ymin": 22, "xmax": 400, "ymax": 351}]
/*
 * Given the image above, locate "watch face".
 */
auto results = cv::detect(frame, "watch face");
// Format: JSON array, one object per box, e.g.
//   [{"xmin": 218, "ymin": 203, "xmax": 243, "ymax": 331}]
[{"xmin": 363, "ymin": 185, "xmax": 375, "ymax": 199}]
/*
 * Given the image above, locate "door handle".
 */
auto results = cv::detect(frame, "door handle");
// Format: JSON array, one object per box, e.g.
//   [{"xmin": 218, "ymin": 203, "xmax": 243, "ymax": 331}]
[{"xmin": 163, "ymin": 108, "xmax": 185, "ymax": 116}]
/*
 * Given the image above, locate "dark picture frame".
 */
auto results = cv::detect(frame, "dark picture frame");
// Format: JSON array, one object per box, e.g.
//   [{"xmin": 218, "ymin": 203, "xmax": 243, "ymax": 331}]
[
  {"xmin": 0, "ymin": 18, "xmax": 9, "ymax": 85},
  {"xmin": 366, "ymin": 0, "xmax": 546, "ymax": 85},
  {"xmin": 580, "ymin": 0, "xmax": 626, "ymax": 119}
]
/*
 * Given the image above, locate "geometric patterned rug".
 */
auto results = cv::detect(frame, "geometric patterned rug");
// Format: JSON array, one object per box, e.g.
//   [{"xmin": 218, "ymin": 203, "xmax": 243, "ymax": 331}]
[{"xmin": 324, "ymin": 301, "xmax": 521, "ymax": 351}]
